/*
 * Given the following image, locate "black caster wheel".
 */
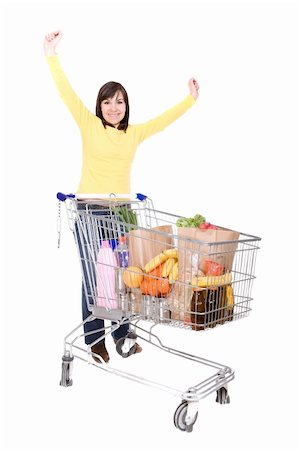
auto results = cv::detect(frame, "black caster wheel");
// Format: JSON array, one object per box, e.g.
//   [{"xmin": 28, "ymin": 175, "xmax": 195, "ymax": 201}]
[
  {"xmin": 173, "ymin": 401, "xmax": 198, "ymax": 432},
  {"xmin": 115, "ymin": 336, "xmax": 137, "ymax": 358},
  {"xmin": 216, "ymin": 386, "xmax": 230, "ymax": 404},
  {"xmin": 60, "ymin": 354, "xmax": 73, "ymax": 387}
]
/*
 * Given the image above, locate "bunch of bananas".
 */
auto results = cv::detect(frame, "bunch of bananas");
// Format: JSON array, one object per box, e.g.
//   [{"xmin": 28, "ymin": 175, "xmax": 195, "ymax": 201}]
[
  {"xmin": 144, "ymin": 248, "xmax": 179, "ymax": 284},
  {"xmin": 191, "ymin": 272, "xmax": 232, "ymax": 288}
]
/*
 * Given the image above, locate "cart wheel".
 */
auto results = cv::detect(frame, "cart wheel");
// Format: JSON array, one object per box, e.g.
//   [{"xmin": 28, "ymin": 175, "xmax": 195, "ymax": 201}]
[
  {"xmin": 115, "ymin": 337, "xmax": 137, "ymax": 358},
  {"xmin": 60, "ymin": 355, "xmax": 73, "ymax": 387},
  {"xmin": 216, "ymin": 387, "xmax": 230, "ymax": 404},
  {"xmin": 173, "ymin": 401, "xmax": 198, "ymax": 432}
]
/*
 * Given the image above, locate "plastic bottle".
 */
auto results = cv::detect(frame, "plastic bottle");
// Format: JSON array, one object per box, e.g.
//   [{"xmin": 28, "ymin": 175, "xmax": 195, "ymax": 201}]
[
  {"xmin": 115, "ymin": 236, "xmax": 129, "ymax": 268},
  {"xmin": 96, "ymin": 240, "xmax": 118, "ymax": 309},
  {"xmin": 115, "ymin": 236, "xmax": 130, "ymax": 311}
]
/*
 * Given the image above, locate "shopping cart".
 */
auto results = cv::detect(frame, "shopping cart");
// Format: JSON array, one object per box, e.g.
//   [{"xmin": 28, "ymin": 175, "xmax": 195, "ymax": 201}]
[{"xmin": 57, "ymin": 192, "xmax": 261, "ymax": 432}]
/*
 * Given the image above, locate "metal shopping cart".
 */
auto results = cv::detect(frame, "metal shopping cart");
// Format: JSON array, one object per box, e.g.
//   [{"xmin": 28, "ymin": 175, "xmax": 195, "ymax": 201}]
[{"xmin": 57, "ymin": 192, "xmax": 261, "ymax": 432}]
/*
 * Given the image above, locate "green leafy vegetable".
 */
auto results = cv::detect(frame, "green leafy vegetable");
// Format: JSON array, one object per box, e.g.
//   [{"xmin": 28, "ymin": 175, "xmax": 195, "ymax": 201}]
[{"xmin": 176, "ymin": 213, "xmax": 206, "ymax": 228}]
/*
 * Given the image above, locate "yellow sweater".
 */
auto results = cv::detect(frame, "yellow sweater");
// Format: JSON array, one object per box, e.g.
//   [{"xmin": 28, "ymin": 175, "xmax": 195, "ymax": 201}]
[{"xmin": 47, "ymin": 56, "xmax": 195, "ymax": 194}]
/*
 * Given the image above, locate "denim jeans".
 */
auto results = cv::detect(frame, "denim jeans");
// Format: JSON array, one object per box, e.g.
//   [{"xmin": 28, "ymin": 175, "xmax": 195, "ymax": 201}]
[{"xmin": 75, "ymin": 203, "xmax": 129, "ymax": 345}]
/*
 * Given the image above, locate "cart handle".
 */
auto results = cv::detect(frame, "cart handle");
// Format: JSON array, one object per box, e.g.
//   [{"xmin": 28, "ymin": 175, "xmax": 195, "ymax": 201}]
[
  {"xmin": 57, "ymin": 193, "xmax": 76, "ymax": 201},
  {"xmin": 56, "ymin": 192, "xmax": 148, "ymax": 202}
]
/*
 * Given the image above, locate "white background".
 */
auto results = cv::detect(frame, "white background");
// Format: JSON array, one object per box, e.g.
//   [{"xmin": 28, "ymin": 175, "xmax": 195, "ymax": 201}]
[{"xmin": 1, "ymin": 0, "xmax": 299, "ymax": 449}]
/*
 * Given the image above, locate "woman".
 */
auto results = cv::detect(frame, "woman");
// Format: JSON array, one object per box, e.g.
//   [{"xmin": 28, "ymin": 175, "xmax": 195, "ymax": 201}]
[{"xmin": 44, "ymin": 30, "xmax": 199, "ymax": 363}]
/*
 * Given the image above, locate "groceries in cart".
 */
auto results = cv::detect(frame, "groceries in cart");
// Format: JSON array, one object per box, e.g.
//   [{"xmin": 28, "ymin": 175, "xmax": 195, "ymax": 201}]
[
  {"xmin": 94, "ymin": 209, "xmax": 241, "ymax": 330},
  {"xmin": 96, "ymin": 240, "xmax": 118, "ymax": 308}
]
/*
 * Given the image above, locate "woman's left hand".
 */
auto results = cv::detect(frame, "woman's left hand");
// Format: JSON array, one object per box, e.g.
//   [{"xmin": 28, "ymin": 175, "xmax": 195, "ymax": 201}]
[{"xmin": 188, "ymin": 78, "xmax": 199, "ymax": 100}]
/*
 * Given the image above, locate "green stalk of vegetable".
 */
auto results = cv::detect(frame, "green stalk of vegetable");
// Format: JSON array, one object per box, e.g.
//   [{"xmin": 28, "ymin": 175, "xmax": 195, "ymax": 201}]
[{"xmin": 113, "ymin": 205, "xmax": 138, "ymax": 232}]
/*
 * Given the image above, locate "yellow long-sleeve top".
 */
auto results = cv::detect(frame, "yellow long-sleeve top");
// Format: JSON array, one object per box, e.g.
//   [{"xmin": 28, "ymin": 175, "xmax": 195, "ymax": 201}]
[{"xmin": 47, "ymin": 56, "xmax": 195, "ymax": 194}]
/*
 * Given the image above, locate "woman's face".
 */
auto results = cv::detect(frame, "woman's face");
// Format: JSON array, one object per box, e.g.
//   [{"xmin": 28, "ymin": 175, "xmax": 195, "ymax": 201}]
[{"xmin": 101, "ymin": 91, "xmax": 126, "ymax": 128}]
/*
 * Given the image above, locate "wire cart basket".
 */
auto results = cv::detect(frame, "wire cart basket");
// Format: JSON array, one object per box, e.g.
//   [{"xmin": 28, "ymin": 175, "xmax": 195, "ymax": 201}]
[{"xmin": 57, "ymin": 192, "xmax": 261, "ymax": 432}]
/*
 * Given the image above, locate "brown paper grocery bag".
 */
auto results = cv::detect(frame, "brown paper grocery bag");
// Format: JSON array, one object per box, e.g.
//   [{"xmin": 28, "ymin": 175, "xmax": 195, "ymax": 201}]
[
  {"xmin": 127, "ymin": 225, "xmax": 174, "ymax": 269},
  {"xmin": 167, "ymin": 282, "xmax": 194, "ymax": 321},
  {"xmin": 174, "ymin": 227, "xmax": 240, "ymax": 325},
  {"xmin": 177, "ymin": 227, "xmax": 240, "ymax": 275}
]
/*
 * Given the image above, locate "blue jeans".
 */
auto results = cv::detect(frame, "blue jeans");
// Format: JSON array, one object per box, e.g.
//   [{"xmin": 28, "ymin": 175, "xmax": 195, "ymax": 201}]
[{"xmin": 75, "ymin": 203, "xmax": 129, "ymax": 345}]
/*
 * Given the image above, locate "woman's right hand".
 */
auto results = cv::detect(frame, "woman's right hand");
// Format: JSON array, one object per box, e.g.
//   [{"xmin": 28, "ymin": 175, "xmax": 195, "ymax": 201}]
[{"xmin": 43, "ymin": 30, "xmax": 62, "ymax": 56}]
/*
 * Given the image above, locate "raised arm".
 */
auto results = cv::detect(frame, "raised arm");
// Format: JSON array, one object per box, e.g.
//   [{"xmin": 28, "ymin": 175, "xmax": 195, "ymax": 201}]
[
  {"xmin": 135, "ymin": 78, "xmax": 199, "ymax": 143},
  {"xmin": 44, "ymin": 31, "xmax": 92, "ymax": 128}
]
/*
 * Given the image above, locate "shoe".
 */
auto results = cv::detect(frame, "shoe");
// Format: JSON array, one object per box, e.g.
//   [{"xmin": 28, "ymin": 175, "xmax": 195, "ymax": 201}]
[
  {"xmin": 91, "ymin": 341, "xmax": 110, "ymax": 363},
  {"xmin": 134, "ymin": 343, "xmax": 143, "ymax": 354}
]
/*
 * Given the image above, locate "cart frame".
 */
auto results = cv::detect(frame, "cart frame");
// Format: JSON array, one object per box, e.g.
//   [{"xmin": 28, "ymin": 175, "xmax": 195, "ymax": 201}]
[{"xmin": 57, "ymin": 193, "xmax": 261, "ymax": 432}]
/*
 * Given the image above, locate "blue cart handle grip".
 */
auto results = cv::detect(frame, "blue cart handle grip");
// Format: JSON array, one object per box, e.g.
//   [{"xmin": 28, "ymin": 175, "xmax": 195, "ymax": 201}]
[
  {"xmin": 57, "ymin": 192, "xmax": 76, "ymax": 201},
  {"xmin": 136, "ymin": 193, "xmax": 148, "ymax": 201}
]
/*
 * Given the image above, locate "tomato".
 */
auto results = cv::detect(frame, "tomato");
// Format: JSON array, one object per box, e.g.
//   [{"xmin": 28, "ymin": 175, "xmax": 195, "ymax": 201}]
[
  {"xmin": 199, "ymin": 222, "xmax": 218, "ymax": 230},
  {"xmin": 205, "ymin": 259, "xmax": 224, "ymax": 276},
  {"xmin": 199, "ymin": 222, "xmax": 210, "ymax": 229}
]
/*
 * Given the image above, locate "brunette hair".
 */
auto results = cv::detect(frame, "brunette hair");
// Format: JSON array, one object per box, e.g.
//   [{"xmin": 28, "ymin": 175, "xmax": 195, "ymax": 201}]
[{"xmin": 96, "ymin": 81, "xmax": 129, "ymax": 131}]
